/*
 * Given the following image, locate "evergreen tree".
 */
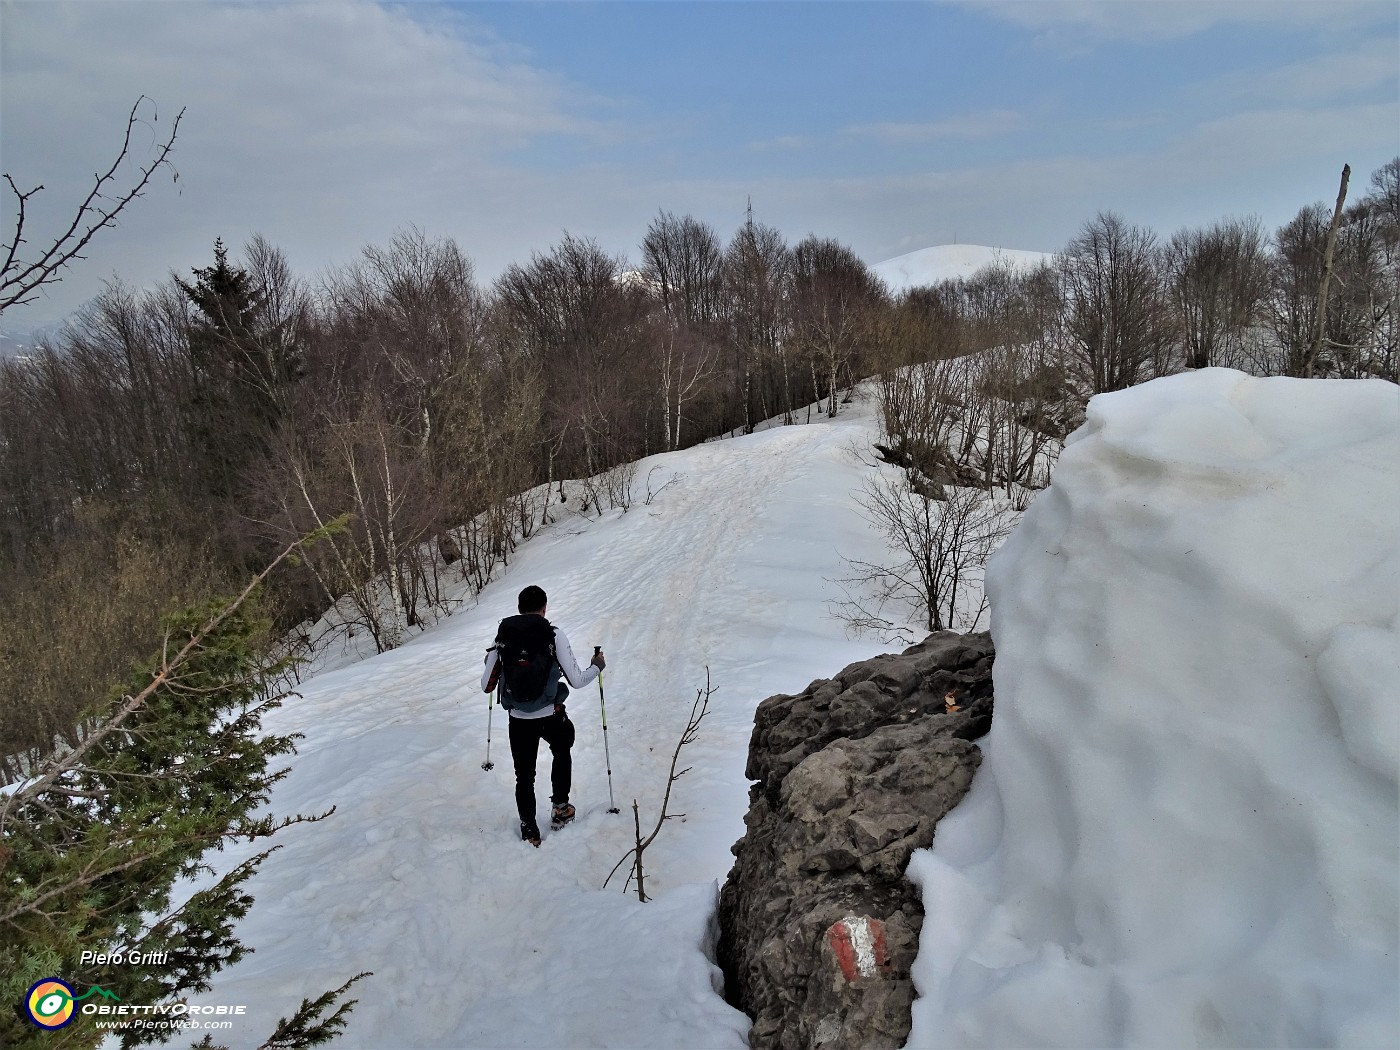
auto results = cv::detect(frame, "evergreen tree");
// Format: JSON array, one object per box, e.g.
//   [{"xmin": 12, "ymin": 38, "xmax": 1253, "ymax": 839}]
[
  {"xmin": 0, "ymin": 534, "xmax": 367, "ymax": 1049},
  {"xmin": 178, "ymin": 239, "xmax": 303, "ymax": 501}
]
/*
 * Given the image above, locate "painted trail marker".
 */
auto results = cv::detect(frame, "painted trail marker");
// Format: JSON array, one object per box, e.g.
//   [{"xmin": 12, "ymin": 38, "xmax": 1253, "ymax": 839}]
[{"xmin": 826, "ymin": 914, "xmax": 891, "ymax": 981}]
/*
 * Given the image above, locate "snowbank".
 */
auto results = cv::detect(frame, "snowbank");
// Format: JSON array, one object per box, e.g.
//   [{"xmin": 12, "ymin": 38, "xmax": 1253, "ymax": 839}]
[{"xmin": 908, "ymin": 369, "xmax": 1400, "ymax": 1047}]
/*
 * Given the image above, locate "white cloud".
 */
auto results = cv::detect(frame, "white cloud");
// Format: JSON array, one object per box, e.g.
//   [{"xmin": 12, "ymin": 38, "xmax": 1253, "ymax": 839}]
[
  {"xmin": 955, "ymin": 0, "xmax": 1395, "ymax": 43},
  {"xmin": 846, "ymin": 109, "xmax": 1028, "ymax": 144},
  {"xmin": 1163, "ymin": 100, "xmax": 1400, "ymax": 189},
  {"xmin": 750, "ymin": 135, "xmax": 811, "ymax": 151},
  {"xmin": 644, "ymin": 93, "xmax": 1399, "ymax": 269},
  {"xmin": 1233, "ymin": 37, "xmax": 1399, "ymax": 104},
  {"xmin": 0, "ymin": 0, "xmax": 610, "ymax": 325},
  {"xmin": 2, "ymin": 0, "xmax": 1394, "ymax": 339}
]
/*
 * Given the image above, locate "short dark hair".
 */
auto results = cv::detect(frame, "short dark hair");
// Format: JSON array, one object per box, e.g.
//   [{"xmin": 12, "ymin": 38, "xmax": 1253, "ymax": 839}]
[{"xmin": 518, "ymin": 585, "xmax": 547, "ymax": 614}]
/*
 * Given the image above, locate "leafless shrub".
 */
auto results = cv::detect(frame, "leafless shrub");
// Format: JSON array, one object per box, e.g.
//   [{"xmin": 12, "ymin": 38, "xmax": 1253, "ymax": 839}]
[
  {"xmin": 605, "ymin": 671, "xmax": 713, "ymax": 902},
  {"xmin": 599, "ymin": 459, "xmax": 639, "ymax": 513},
  {"xmin": 835, "ymin": 477, "xmax": 1015, "ymax": 641},
  {"xmin": 644, "ymin": 466, "xmax": 683, "ymax": 506}
]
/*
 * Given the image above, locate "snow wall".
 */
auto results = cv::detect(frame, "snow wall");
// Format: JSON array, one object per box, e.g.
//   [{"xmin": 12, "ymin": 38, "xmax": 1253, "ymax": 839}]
[{"xmin": 907, "ymin": 368, "xmax": 1400, "ymax": 1048}]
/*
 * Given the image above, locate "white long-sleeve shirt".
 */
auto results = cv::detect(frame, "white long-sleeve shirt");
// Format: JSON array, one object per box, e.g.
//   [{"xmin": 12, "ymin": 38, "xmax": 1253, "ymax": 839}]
[{"xmin": 481, "ymin": 621, "xmax": 600, "ymax": 718}]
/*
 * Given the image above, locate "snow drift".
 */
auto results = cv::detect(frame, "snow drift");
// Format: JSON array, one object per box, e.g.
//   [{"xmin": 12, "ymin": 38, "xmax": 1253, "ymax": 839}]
[{"xmin": 908, "ymin": 368, "xmax": 1400, "ymax": 1047}]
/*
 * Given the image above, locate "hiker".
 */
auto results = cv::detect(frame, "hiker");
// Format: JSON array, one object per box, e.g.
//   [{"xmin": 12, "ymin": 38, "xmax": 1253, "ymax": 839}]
[{"xmin": 482, "ymin": 585, "xmax": 605, "ymax": 846}]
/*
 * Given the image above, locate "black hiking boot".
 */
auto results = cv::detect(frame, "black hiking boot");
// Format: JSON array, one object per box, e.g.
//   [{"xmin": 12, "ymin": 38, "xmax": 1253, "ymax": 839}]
[
  {"xmin": 521, "ymin": 820, "xmax": 541, "ymax": 847},
  {"xmin": 550, "ymin": 803, "xmax": 576, "ymax": 830}
]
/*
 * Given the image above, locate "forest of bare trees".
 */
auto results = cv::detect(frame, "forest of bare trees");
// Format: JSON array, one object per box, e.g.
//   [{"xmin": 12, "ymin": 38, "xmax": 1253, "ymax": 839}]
[{"xmin": 2, "ymin": 159, "xmax": 1397, "ymax": 770}]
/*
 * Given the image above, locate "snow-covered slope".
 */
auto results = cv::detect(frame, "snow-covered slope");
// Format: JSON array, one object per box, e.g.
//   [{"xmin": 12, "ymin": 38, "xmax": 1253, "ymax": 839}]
[
  {"xmin": 872, "ymin": 244, "xmax": 1055, "ymax": 294},
  {"xmin": 180, "ymin": 398, "xmax": 907, "ymax": 1047},
  {"xmin": 908, "ymin": 369, "xmax": 1400, "ymax": 1048},
  {"xmin": 175, "ymin": 367, "xmax": 1398, "ymax": 1048}
]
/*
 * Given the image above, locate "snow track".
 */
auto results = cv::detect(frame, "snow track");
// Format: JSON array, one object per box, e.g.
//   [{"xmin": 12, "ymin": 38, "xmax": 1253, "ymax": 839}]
[{"xmin": 178, "ymin": 401, "xmax": 902, "ymax": 1048}]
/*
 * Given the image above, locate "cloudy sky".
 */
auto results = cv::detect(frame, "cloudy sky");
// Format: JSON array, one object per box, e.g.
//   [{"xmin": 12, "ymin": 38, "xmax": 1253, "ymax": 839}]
[{"xmin": 2, "ymin": 0, "xmax": 1397, "ymax": 333}]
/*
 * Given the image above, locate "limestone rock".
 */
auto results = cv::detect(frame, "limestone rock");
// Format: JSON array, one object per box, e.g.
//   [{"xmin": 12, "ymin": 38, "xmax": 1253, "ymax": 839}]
[{"xmin": 718, "ymin": 631, "xmax": 994, "ymax": 1049}]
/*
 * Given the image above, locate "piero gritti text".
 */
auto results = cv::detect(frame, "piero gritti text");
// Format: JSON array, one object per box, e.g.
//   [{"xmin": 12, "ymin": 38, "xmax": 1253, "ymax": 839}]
[{"xmin": 79, "ymin": 950, "xmax": 171, "ymax": 966}]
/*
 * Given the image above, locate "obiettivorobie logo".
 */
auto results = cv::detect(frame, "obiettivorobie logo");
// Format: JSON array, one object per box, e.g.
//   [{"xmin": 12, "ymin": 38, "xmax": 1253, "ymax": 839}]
[
  {"xmin": 24, "ymin": 979, "xmax": 120, "ymax": 1030},
  {"xmin": 22, "ymin": 976, "xmax": 249, "ymax": 1032}
]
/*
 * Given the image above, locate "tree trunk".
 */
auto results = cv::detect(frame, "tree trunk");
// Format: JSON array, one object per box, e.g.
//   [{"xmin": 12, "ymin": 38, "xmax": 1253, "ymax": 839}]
[{"xmin": 1305, "ymin": 164, "xmax": 1351, "ymax": 378}]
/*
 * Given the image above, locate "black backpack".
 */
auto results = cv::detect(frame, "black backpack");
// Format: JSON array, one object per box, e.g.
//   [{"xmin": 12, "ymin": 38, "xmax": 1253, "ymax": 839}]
[{"xmin": 493, "ymin": 615, "xmax": 558, "ymax": 710}]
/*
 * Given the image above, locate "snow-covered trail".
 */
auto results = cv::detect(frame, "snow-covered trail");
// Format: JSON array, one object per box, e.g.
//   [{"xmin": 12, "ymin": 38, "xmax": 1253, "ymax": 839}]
[{"xmin": 183, "ymin": 399, "xmax": 902, "ymax": 1048}]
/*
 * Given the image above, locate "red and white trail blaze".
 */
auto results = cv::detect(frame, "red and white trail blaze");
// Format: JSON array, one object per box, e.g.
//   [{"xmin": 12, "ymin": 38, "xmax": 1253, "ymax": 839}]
[{"xmin": 826, "ymin": 915, "xmax": 890, "ymax": 981}]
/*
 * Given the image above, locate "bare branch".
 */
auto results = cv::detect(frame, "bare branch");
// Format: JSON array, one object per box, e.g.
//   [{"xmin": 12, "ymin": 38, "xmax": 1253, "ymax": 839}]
[
  {"xmin": 0, "ymin": 96, "xmax": 184, "ymax": 314},
  {"xmin": 604, "ymin": 670, "xmax": 713, "ymax": 900}
]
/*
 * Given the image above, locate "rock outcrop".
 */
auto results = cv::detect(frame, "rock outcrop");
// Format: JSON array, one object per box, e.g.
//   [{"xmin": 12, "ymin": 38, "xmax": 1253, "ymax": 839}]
[{"xmin": 717, "ymin": 631, "xmax": 995, "ymax": 1049}]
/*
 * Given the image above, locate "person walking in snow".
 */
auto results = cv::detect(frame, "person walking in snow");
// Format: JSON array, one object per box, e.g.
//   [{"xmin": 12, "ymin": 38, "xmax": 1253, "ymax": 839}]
[{"xmin": 482, "ymin": 585, "xmax": 605, "ymax": 846}]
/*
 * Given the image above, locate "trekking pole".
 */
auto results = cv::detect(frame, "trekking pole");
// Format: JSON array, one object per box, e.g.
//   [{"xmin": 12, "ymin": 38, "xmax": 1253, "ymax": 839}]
[
  {"xmin": 595, "ymin": 646, "xmax": 620, "ymax": 813},
  {"xmin": 481, "ymin": 652, "xmax": 497, "ymax": 772}
]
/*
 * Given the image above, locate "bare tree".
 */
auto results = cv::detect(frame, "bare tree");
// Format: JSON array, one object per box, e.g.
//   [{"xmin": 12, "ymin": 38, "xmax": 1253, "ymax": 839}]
[
  {"xmin": 975, "ymin": 345, "xmax": 1062, "ymax": 501},
  {"xmin": 642, "ymin": 211, "xmax": 724, "ymax": 328},
  {"xmin": 245, "ymin": 233, "xmax": 313, "ymax": 420},
  {"xmin": 1328, "ymin": 198, "xmax": 1397, "ymax": 380},
  {"xmin": 791, "ymin": 236, "xmax": 886, "ymax": 418},
  {"xmin": 257, "ymin": 405, "xmax": 426, "ymax": 652},
  {"xmin": 1270, "ymin": 203, "xmax": 1329, "ymax": 376},
  {"xmin": 1266, "ymin": 188, "xmax": 1395, "ymax": 380},
  {"xmin": 642, "ymin": 214, "xmax": 725, "ymax": 448},
  {"xmin": 1060, "ymin": 212, "xmax": 1177, "ymax": 393},
  {"xmin": 1369, "ymin": 158, "xmax": 1400, "ymax": 249},
  {"xmin": 1, "ymin": 96, "xmax": 183, "ymax": 314},
  {"xmin": 0, "ymin": 277, "xmax": 209, "ymax": 567},
  {"xmin": 654, "ymin": 316, "xmax": 719, "ymax": 450},
  {"xmin": 1361, "ymin": 158, "xmax": 1400, "ymax": 379},
  {"xmin": 1305, "ymin": 164, "xmax": 1352, "ymax": 378},
  {"xmin": 722, "ymin": 206, "xmax": 790, "ymax": 432},
  {"xmin": 837, "ymin": 477, "xmax": 1014, "ymax": 638},
  {"xmin": 494, "ymin": 233, "xmax": 651, "ymax": 476},
  {"xmin": 1166, "ymin": 217, "xmax": 1271, "ymax": 370},
  {"xmin": 889, "ymin": 282, "xmax": 970, "ymax": 367}
]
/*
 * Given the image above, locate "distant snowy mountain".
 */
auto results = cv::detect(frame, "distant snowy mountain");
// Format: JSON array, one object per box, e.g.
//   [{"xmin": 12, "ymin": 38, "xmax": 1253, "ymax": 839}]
[
  {"xmin": 0, "ymin": 317, "xmax": 60, "ymax": 359},
  {"xmin": 0, "ymin": 328, "xmax": 35, "ymax": 359},
  {"xmin": 872, "ymin": 244, "xmax": 1056, "ymax": 294}
]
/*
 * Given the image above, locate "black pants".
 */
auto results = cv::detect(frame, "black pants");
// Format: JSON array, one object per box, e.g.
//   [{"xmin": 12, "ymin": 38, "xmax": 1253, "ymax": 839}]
[{"xmin": 508, "ymin": 706, "xmax": 574, "ymax": 827}]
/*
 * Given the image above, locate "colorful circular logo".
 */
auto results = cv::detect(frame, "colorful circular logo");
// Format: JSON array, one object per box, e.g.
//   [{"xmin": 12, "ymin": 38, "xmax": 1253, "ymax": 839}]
[{"xmin": 25, "ymin": 978, "xmax": 77, "ymax": 1029}]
